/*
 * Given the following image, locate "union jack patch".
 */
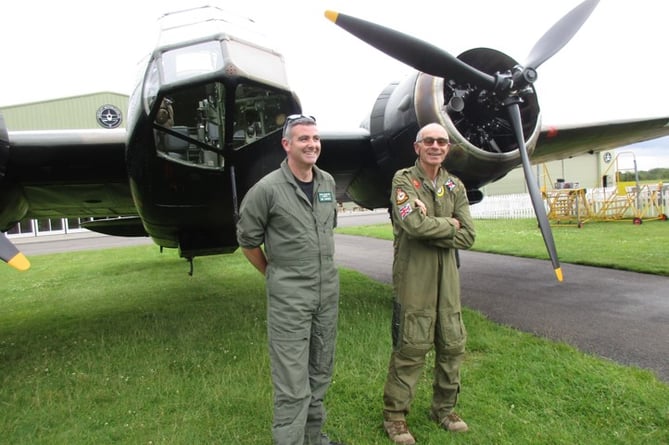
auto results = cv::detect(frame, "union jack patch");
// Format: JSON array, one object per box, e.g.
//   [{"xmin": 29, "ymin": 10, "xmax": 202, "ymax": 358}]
[
  {"xmin": 445, "ymin": 178, "xmax": 456, "ymax": 191},
  {"xmin": 399, "ymin": 203, "xmax": 412, "ymax": 219}
]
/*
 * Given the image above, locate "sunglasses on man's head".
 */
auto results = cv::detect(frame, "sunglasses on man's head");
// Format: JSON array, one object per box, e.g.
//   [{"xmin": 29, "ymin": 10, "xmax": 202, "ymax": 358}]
[{"xmin": 283, "ymin": 114, "xmax": 316, "ymax": 134}]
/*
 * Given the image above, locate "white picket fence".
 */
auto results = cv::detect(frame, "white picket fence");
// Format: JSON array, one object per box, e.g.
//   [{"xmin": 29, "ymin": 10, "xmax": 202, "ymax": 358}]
[
  {"xmin": 470, "ymin": 193, "xmax": 536, "ymax": 219},
  {"xmin": 471, "ymin": 185, "xmax": 668, "ymax": 220}
]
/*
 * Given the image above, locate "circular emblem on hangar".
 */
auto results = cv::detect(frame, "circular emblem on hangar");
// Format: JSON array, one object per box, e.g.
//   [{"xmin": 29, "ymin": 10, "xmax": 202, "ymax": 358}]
[{"xmin": 96, "ymin": 104, "xmax": 123, "ymax": 129}]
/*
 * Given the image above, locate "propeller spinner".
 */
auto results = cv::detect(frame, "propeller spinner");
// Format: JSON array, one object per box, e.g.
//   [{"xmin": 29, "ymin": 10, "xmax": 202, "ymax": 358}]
[{"xmin": 325, "ymin": 0, "xmax": 601, "ymax": 281}]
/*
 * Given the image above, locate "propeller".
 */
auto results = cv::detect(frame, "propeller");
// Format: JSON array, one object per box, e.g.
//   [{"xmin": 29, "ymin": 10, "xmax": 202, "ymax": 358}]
[
  {"xmin": 507, "ymin": 103, "xmax": 562, "ymax": 281},
  {"xmin": 1, "ymin": 232, "xmax": 31, "ymax": 271},
  {"xmin": 325, "ymin": 0, "xmax": 601, "ymax": 281},
  {"xmin": 323, "ymin": 11, "xmax": 495, "ymax": 89},
  {"xmin": 525, "ymin": 0, "xmax": 600, "ymax": 70},
  {"xmin": 512, "ymin": 0, "xmax": 600, "ymax": 91}
]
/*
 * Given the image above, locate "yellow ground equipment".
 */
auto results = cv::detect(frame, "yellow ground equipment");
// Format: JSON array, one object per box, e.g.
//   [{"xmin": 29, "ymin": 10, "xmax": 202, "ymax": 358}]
[
  {"xmin": 544, "ymin": 185, "xmax": 591, "ymax": 227},
  {"xmin": 542, "ymin": 153, "xmax": 667, "ymax": 227}
]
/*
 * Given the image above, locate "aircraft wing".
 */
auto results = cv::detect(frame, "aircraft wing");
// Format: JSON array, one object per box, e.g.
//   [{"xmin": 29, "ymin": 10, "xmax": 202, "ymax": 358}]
[
  {"xmin": 533, "ymin": 117, "xmax": 669, "ymax": 163},
  {"xmin": 1, "ymin": 129, "xmax": 136, "ymax": 230},
  {"xmin": 317, "ymin": 128, "xmax": 373, "ymax": 201}
]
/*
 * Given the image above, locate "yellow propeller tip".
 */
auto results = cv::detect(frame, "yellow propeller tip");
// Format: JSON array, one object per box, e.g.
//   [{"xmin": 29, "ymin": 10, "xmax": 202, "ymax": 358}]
[
  {"xmin": 324, "ymin": 10, "xmax": 339, "ymax": 23},
  {"xmin": 555, "ymin": 267, "xmax": 564, "ymax": 282},
  {"xmin": 8, "ymin": 253, "xmax": 31, "ymax": 271}
]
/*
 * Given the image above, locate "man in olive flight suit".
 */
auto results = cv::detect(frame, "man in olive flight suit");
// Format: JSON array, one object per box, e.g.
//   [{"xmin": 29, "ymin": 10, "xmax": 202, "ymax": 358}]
[
  {"xmin": 382, "ymin": 123, "xmax": 476, "ymax": 445},
  {"xmin": 236, "ymin": 115, "xmax": 343, "ymax": 445}
]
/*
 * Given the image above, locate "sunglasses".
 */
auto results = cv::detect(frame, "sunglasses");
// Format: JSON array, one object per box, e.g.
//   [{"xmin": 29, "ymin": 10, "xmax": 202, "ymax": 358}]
[
  {"xmin": 417, "ymin": 137, "xmax": 450, "ymax": 147},
  {"xmin": 283, "ymin": 114, "xmax": 316, "ymax": 135}
]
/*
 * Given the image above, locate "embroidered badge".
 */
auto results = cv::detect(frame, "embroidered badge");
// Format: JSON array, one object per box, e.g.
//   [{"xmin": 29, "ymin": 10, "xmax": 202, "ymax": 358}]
[
  {"xmin": 318, "ymin": 192, "xmax": 333, "ymax": 202},
  {"xmin": 445, "ymin": 178, "xmax": 456, "ymax": 191},
  {"xmin": 399, "ymin": 203, "xmax": 412, "ymax": 219},
  {"xmin": 412, "ymin": 178, "xmax": 421, "ymax": 189},
  {"xmin": 395, "ymin": 188, "xmax": 409, "ymax": 205},
  {"xmin": 436, "ymin": 186, "xmax": 445, "ymax": 197}
]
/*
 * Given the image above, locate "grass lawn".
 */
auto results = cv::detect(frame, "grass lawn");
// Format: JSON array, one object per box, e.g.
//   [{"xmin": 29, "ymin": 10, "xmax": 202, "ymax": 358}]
[
  {"xmin": 337, "ymin": 218, "xmax": 669, "ymax": 276},
  {"xmin": 1, "ymin": 220, "xmax": 668, "ymax": 444}
]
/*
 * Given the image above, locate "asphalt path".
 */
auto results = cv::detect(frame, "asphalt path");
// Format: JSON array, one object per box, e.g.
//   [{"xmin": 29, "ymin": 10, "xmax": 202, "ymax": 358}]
[
  {"xmin": 12, "ymin": 210, "xmax": 669, "ymax": 383},
  {"xmin": 336, "ymin": 233, "xmax": 669, "ymax": 384}
]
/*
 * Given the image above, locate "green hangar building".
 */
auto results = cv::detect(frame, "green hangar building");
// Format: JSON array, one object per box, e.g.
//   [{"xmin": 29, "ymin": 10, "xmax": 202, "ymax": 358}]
[{"xmin": 1, "ymin": 93, "xmax": 128, "ymax": 237}]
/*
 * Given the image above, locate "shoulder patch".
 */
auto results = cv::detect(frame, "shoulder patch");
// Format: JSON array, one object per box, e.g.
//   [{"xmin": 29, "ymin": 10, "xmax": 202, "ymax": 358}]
[
  {"xmin": 395, "ymin": 187, "xmax": 409, "ymax": 205},
  {"xmin": 399, "ymin": 203, "xmax": 412, "ymax": 220}
]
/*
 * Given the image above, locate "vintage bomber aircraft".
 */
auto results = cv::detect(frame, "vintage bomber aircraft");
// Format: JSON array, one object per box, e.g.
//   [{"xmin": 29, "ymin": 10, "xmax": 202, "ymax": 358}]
[{"xmin": 1, "ymin": 1, "xmax": 668, "ymax": 279}]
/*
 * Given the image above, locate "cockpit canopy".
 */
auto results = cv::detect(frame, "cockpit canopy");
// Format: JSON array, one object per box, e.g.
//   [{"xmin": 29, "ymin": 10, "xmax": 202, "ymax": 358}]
[
  {"xmin": 141, "ymin": 6, "xmax": 299, "ymax": 169},
  {"xmin": 145, "ymin": 6, "xmax": 289, "ymax": 98}
]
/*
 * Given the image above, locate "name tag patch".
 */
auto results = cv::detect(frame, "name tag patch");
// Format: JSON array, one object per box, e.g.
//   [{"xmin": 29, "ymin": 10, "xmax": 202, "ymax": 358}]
[{"xmin": 318, "ymin": 192, "xmax": 333, "ymax": 202}]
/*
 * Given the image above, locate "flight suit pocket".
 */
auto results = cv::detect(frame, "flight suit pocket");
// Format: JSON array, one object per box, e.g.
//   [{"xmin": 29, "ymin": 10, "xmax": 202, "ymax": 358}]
[
  {"xmin": 438, "ymin": 311, "xmax": 467, "ymax": 353},
  {"xmin": 274, "ymin": 203, "xmax": 309, "ymax": 230},
  {"xmin": 402, "ymin": 310, "xmax": 435, "ymax": 351}
]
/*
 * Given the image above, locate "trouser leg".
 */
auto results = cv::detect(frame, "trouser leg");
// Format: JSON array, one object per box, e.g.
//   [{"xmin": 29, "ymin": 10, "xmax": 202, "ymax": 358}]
[
  {"xmin": 304, "ymin": 300, "xmax": 338, "ymax": 445},
  {"xmin": 431, "ymin": 310, "xmax": 466, "ymax": 418},
  {"xmin": 383, "ymin": 302, "xmax": 432, "ymax": 420},
  {"xmin": 267, "ymin": 280, "xmax": 313, "ymax": 445},
  {"xmin": 270, "ymin": 335, "xmax": 310, "ymax": 445},
  {"xmin": 382, "ymin": 349, "xmax": 428, "ymax": 420}
]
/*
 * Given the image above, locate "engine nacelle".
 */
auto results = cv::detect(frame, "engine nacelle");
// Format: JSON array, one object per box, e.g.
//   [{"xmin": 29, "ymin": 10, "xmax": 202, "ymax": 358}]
[{"xmin": 347, "ymin": 47, "xmax": 541, "ymax": 208}]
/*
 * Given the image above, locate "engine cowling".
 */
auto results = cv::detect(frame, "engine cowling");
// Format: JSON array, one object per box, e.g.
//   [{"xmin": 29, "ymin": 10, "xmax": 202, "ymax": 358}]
[{"xmin": 347, "ymin": 47, "xmax": 541, "ymax": 208}]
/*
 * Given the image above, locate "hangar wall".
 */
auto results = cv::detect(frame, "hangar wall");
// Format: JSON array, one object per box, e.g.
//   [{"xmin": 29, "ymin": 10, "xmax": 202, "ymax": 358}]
[
  {"xmin": 2, "ymin": 93, "xmax": 129, "ymax": 238},
  {"xmin": 482, "ymin": 151, "xmax": 616, "ymax": 196},
  {"xmin": 1, "ymin": 92, "xmax": 128, "ymax": 130}
]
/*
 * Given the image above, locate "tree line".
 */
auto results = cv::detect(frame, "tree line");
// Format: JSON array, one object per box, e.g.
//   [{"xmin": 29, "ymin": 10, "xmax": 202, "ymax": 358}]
[{"xmin": 618, "ymin": 168, "xmax": 669, "ymax": 182}]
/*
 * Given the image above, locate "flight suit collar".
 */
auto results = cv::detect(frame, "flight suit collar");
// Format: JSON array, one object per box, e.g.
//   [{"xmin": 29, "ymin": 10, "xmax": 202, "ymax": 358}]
[
  {"xmin": 279, "ymin": 158, "xmax": 324, "ymax": 185},
  {"xmin": 413, "ymin": 160, "xmax": 449, "ymax": 192},
  {"xmin": 279, "ymin": 159, "xmax": 327, "ymax": 206}
]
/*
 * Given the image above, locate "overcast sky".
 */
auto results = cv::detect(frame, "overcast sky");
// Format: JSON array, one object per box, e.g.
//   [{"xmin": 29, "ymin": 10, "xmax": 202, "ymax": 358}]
[{"xmin": 1, "ymin": 0, "xmax": 668, "ymax": 169}]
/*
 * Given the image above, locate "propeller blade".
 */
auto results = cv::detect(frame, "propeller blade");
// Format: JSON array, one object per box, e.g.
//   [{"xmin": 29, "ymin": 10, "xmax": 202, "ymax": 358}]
[
  {"xmin": 324, "ymin": 10, "xmax": 495, "ymax": 88},
  {"xmin": 506, "ymin": 104, "xmax": 563, "ymax": 282},
  {"xmin": 525, "ymin": 0, "xmax": 599, "ymax": 69},
  {"xmin": 0, "ymin": 232, "xmax": 31, "ymax": 271}
]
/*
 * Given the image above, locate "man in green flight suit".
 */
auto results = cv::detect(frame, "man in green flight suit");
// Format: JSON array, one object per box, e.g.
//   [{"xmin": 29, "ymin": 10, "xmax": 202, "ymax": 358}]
[
  {"xmin": 382, "ymin": 123, "xmax": 476, "ymax": 445},
  {"xmin": 236, "ymin": 115, "xmax": 344, "ymax": 445}
]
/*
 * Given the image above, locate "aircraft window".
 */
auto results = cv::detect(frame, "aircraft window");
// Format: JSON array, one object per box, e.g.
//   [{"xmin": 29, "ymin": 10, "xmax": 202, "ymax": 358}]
[
  {"xmin": 161, "ymin": 41, "xmax": 223, "ymax": 84},
  {"xmin": 157, "ymin": 6, "xmax": 261, "ymax": 51},
  {"xmin": 143, "ymin": 59, "xmax": 161, "ymax": 115},
  {"xmin": 232, "ymin": 84, "xmax": 293, "ymax": 149},
  {"xmin": 154, "ymin": 81, "xmax": 295, "ymax": 165},
  {"xmin": 226, "ymin": 40, "xmax": 289, "ymax": 89},
  {"xmin": 154, "ymin": 82, "xmax": 225, "ymax": 169}
]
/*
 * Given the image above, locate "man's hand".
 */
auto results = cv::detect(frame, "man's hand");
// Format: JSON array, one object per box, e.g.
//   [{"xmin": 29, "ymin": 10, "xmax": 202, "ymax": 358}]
[
  {"xmin": 414, "ymin": 198, "xmax": 461, "ymax": 229},
  {"xmin": 414, "ymin": 198, "xmax": 427, "ymax": 215}
]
